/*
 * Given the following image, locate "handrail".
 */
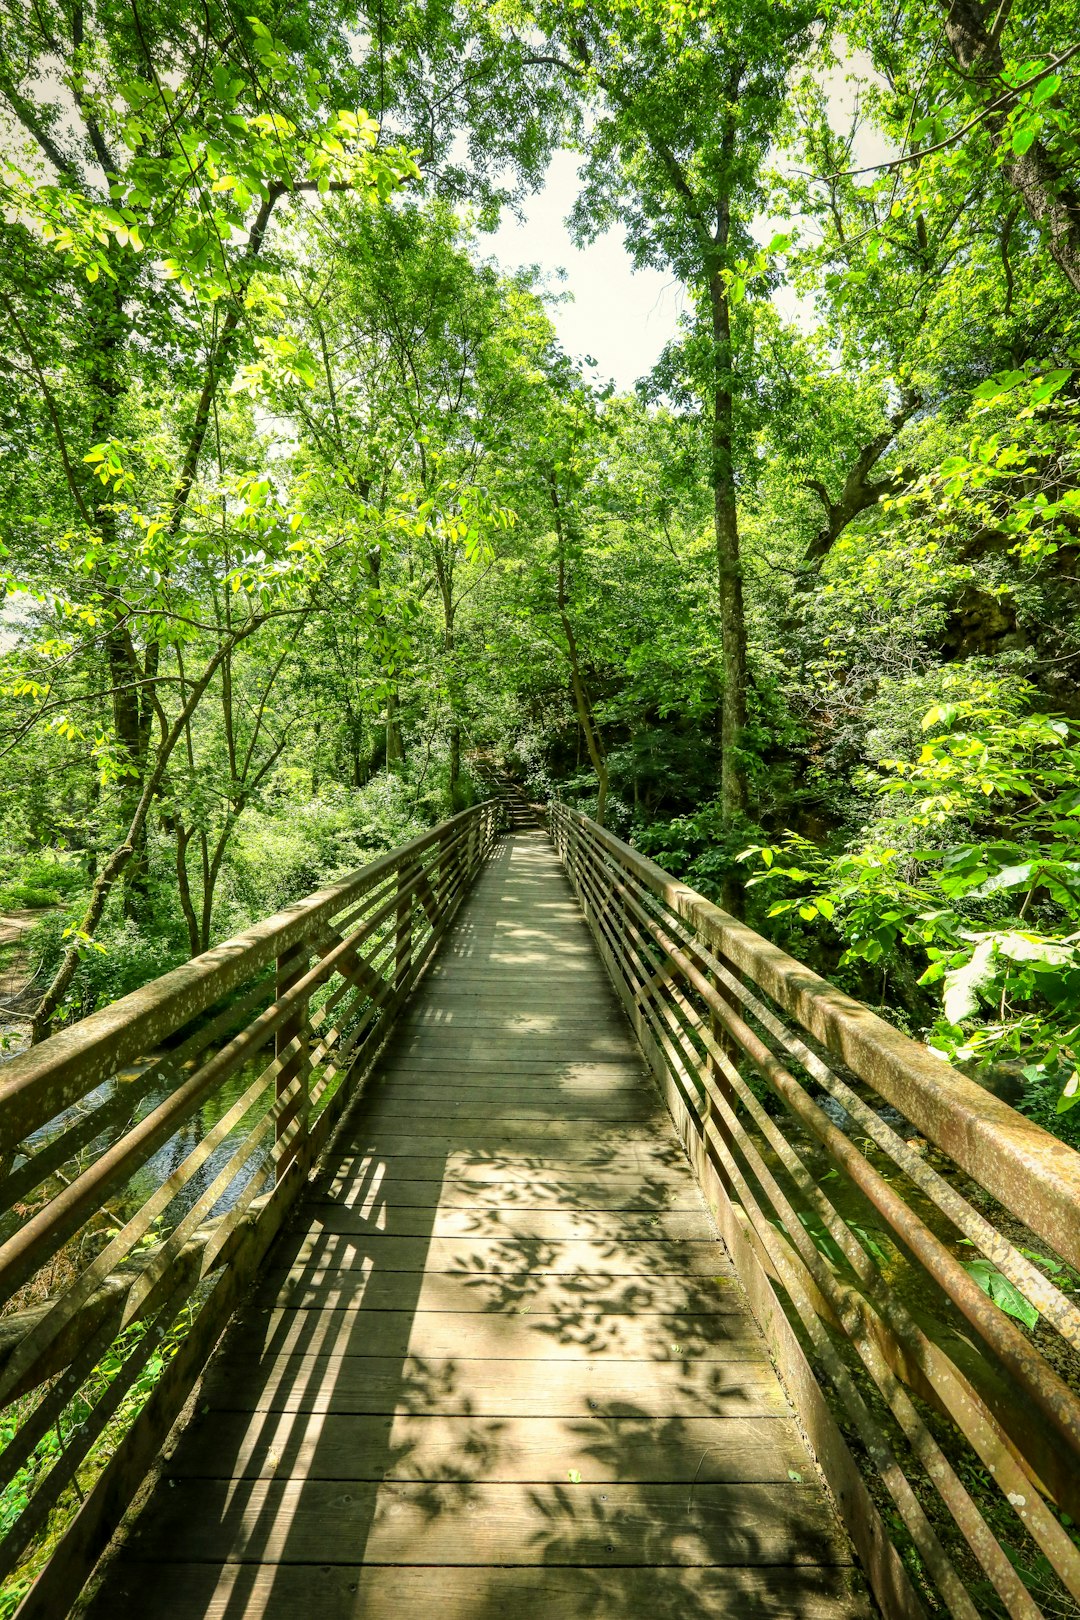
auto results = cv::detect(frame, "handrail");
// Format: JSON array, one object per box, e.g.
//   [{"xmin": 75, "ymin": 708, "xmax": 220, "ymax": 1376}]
[
  {"xmin": 0, "ymin": 799, "xmax": 503, "ymax": 1618},
  {"xmin": 549, "ymin": 801, "xmax": 1080, "ymax": 1620}
]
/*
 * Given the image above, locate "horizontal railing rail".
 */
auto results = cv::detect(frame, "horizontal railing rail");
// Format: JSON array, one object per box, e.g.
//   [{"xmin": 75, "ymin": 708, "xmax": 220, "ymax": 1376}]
[
  {"xmin": 0, "ymin": 799, "xmax": 503, "ymax": 1618},
  {"xmin": 549, "ymin": 801, "xmax": 1080, "ymax": 1620}
]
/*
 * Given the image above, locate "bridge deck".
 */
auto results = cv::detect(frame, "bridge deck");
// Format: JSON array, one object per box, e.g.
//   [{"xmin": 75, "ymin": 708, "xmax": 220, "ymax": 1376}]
[{"xmin": 89, "ymin": 832, "xmax": 870, "ymax": 1618}]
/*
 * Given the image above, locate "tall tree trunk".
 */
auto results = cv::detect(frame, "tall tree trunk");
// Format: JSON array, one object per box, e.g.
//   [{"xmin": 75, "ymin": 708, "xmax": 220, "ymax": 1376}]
[
  {"xmin": 385, "ymin": 689, "xmax": 405, "ymax": 771},
  {"xmin": 550, "ymin": 478, "xmax": 609, "ymax": 827},
  {"xmin": 366, "ymin": 544, "xmax": 405, "ymax": 771},
  {"xmin": 84, "ymin": 270, "xmax": 155, "ymax": 919},
  {"xmin": 104, "ymin": 622, "xmax": 149, "ymax": 916},
  {"xmin": 709, "ymin": 269, "xmax": 747, "ymax": 828},
  {"xmin": 449, "ymin": 723, "xmax": 462, "ymax": 807},
  {"xmin": 433, "ymin": 547, "xmax": 463, "ymax": 810},
  {"xmin": 173, "ymin": 823, "xmax": 202, "ymax": 957}
]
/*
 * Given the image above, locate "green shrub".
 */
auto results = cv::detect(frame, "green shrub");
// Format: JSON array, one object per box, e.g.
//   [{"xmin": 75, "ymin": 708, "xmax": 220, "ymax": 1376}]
[
  {"xmin": 27, "ymin": 912, "xmax": 187, "ymax": 1025},
  {"xmin": 740, "ymin": 675, "xmax": 1080, "ymax": 1142},
  {"xmin": 0, "ymin": 854, "xmax": 88, "ymax": 910},
  {"xmin": 216, "ymin": 772, "xmax": 436, "ymax": 930},
  {"xmin": 0, "ymin": 884, "xmax": 61, "ymax": 909}
]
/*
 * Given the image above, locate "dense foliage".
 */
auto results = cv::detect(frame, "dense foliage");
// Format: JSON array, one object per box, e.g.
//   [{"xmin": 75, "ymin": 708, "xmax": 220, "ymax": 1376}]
[{"xmin": 2, "ymin": 0, "xmax": 1079, "ymax": 1143}]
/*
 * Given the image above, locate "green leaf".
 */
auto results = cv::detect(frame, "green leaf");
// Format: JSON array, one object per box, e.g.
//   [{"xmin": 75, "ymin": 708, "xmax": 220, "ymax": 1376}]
[
  {"xmin": 1057, "ymin": 1072, "xmax": 1080, "ymax": 1113},
  {"xmin": 961, "ymin": 1258, "xmax": 1038, "ymax": 1329},
  {"xmin": 1030, "ymin": 73, "xmax": 1061, "ymax": 107},
  {"xmin": 995, "ymin": 931, "xmax": 1075, "ymax": 967},
  {"xmin": 943, "ymin": 938, "xmax": 996, "ymax": 1023},
  {"xmin": 968, "ymin": 863, "xmax": 1035, "ymax": 897},
  {"xmin": 1012, "ymin": 124, "xmax": 1039, "ymax": 156}
]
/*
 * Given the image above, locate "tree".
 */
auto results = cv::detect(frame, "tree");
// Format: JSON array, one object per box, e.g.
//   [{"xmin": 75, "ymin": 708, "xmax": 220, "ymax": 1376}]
[
  {"xmin": 0, "ymin": 3, "xmax": 416, "ymax": 1033},
  {"xmin": 236, "ymin": 200, "xmax": 541, "ymax": 800},
  {"xmin": 490, "ymin": 0, "xmax": 818, "ymax": 825},
  {"xmin": 837, "ymin": 0, "xmax": 1080, "ymax": 297}
]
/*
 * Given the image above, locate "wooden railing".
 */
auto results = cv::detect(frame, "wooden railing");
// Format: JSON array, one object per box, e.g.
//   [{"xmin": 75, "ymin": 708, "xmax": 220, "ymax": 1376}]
[
  {"xmin": 549, "ymin": 802, "xmax": 1080, "ymax": 1620},
  {"xmin": 0, "ymin": 799, "xmax": 502, "ymax": 1618}
]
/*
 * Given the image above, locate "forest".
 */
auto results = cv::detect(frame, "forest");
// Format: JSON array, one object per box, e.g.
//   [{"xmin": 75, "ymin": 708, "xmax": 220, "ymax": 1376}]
[{"xmin": 1, "ymin": 0, "xmax": 1079, "ymax": 1154}]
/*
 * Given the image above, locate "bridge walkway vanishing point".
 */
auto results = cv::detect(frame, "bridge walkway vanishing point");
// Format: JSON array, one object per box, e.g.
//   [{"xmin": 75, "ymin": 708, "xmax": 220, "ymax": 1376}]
[{"xmin": 86, "ymin": 831, "xmax": 870, "ymax": 1618}]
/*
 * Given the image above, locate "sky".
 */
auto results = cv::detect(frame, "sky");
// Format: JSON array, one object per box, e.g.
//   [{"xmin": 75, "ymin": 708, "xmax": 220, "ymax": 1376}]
[
  {"xmin": 483, "ymin": 149, "xmax": 687, "ymax": 393},
  {"xmin": 481, "ymin": 150, "xmax": 820, "ymax": 393},
  {"xmin": 480, "ymin": 55, "xmax": 889, "ymax": 395}
]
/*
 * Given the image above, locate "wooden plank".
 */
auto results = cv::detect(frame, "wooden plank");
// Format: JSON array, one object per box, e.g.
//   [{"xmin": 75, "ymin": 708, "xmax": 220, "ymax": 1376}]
[
  {"xmin": 334, "ymin": 1130, "xmax": 691, "ymax": 1165},
  {"xmin": 291, "ymin": 1206, "xmax": 717, "ymax": 1242},
  {"xmin": 221, "ymin": 1304, "xmax": 758, "ymax": 1361},
  {"xmin": 364, "ymin": 1080, "xmax": 656, "ymax": 1104},
  {"xmin": 312, "ymin": 1174, "xmax": 708, "ymax": 1210},
  {"xmin": 340, "ymin": 1116, "xmax": 677, "ymax": 1141},
  {"xmin": 359, "ymin": 1098, "xmax": 660, "ymax": 1125},
  {"xmin": 255, "ymin": 1267, "xmax": 745, "ymax": 1316},
  {"xmin": 420, "ymin": 981, "xmax": 613, "ymax": 994},
  {"xmin": 197, "ymin": 1352, "xmax": 787, "ymax": 1416},
  {"xmin": 420, "ymin": 965, "xmax": 595, "ymax": 978},
  {"xmin": 363, "ymin": 1073, "xmax": 652, "ymax": 1096},
  {"xmin": 389, "ymin": 1037, "xmax": 636, "ymax": 1059},
  {"xmin": 123, "ymin": 1478, "xmax": 848, "ymax": 1567},
  {"xmin": 314, "ymin": 1159, "xmax": 700, "ymax": 1201},
  {"xmin": 399, "ymin": 1013, "xmax": 630, "ymax": 1031},
  {"xmin": 369, "ymin": 1057, "xmax": 643, "ymax": 1075},
  {"xmin": 274, "ymin": 1231, "xmax": 732, "ymax": 1277},
  {"xmin": 89, "ymin": 1561, "xmax": 874, "ymax": 1619},
  {"xmin": 167, "ymin": 1408, "xmax": 810, "ymax": 1483}
]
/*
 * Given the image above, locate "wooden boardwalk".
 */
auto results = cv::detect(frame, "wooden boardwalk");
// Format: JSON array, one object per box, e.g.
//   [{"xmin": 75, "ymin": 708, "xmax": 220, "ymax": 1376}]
[{"xmin": 89, "ymin": 832, "xmax": 870, "ymax": 1619}]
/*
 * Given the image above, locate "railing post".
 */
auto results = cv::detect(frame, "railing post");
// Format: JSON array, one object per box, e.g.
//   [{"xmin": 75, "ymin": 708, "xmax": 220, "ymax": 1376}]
[
  {"xmin": 275, "ymin": 938, "xmax": 310, "ymax": 1165},
  {"xmin": 705, "ymin": 987, "xmax": 737, "ymax": 1197},
  {"xmin": 395, "ymin": 861, "xmax": 413, "ymax": 993},
  {"xmin": 466, "ymin": 805, "xmax": 480, "ymax": 879},
  {"xmin": 568, "ymin": 814, "xmax": 587, "ymax": 906},
  {"xmin": 437, "ymin": 820, "xmax": 455, "ymax": 915}
]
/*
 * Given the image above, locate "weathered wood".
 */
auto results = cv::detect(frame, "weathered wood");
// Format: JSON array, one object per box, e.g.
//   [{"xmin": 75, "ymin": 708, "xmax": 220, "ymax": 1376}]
[
  {"xmin": 199, "ymin": 1351, "xmax": 788, "ymax": 1415},
  {"xmin": 362, "ymin": 1059, "xmax": 650, "ymax": 1079},
  {"xmin": 272, "ymin": 1232, "xmax": 734, "ymax": 1277},
  {"xmin": 312, "ymin": 1172, "xmax": 707, "ymax": 1209},
  {"xmin": 89, "ymin": 1560, "xmax": 874, "ymax": 1619},
  {"xmin": 390, "ymin": 1036, "xmax": 635, "ymax": 1059},
  {"xmin": 221, "ymin": 1303, "xmax": 756, "ymax": 1361},
  {"xmin": 359, "ymin": 1095, "xmax": 659, "ymax": 1123},
  {"xmin": 291, "ymin": 1205, "xmax": 716, "ymax": 1241},
  {"xmin": 124, "ymin": 1478, "xmax": 850, "ymax": 1566},
  {"xmin": 166, "ymin": 1408, "xmax": 810, "ymax": 1482},
  {"xmin": 85, "ymin": 832, "xmax": 863, "ymax": 1620},
  {"xmin": 255, "ymin": 1266, "xmax": 744, "ymax": 1316},
  {"xmin": 315, "ymin": 1154, "xmax": 697, "ymax": 1190},
  {"xmin": 335, "ymin": 1130, "xmax": 690, "ymax": 1165}
]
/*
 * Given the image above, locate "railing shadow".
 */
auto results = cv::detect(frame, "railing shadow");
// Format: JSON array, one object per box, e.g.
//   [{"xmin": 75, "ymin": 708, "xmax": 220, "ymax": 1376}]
[{"xmin": 88, "ymin": 833, "xmax": 866, "ymax": 1620}]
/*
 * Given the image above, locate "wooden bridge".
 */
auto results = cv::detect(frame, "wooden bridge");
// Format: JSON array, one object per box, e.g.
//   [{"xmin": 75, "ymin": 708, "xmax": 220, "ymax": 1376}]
[{"xmin": 1, "ymin": 802, "xmax": 1079, "ymax": 1618}]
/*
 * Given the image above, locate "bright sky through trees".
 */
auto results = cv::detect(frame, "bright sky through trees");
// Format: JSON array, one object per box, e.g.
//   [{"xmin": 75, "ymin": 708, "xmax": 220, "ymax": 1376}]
[
  {"xmin": 483, "ymin": 57, "xmax": 888, "ymax": 393},
  {"xmin": 485, "ymin": 149, "xmax": 685, "ymax": 391},
  {"xmin": 1, "ymin": 0, "xmax": 1079, "ymax": 1143}
]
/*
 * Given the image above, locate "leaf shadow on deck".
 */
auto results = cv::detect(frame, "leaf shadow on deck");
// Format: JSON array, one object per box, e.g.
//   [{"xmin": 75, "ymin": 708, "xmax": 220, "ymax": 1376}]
[
  {"xmin": 86, "ymin": 834, "xmax": 869, "ymax": 1619},
  {"xmin": 93, "ymin": 1139, "xmax": 865, "ymax": 1618}
]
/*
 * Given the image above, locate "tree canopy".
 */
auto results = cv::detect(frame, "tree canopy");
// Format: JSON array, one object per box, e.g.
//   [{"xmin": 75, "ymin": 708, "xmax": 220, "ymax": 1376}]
[{"xmin": 2, "ymin": 0, "xmax": 1080, "ymax": 1149}]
